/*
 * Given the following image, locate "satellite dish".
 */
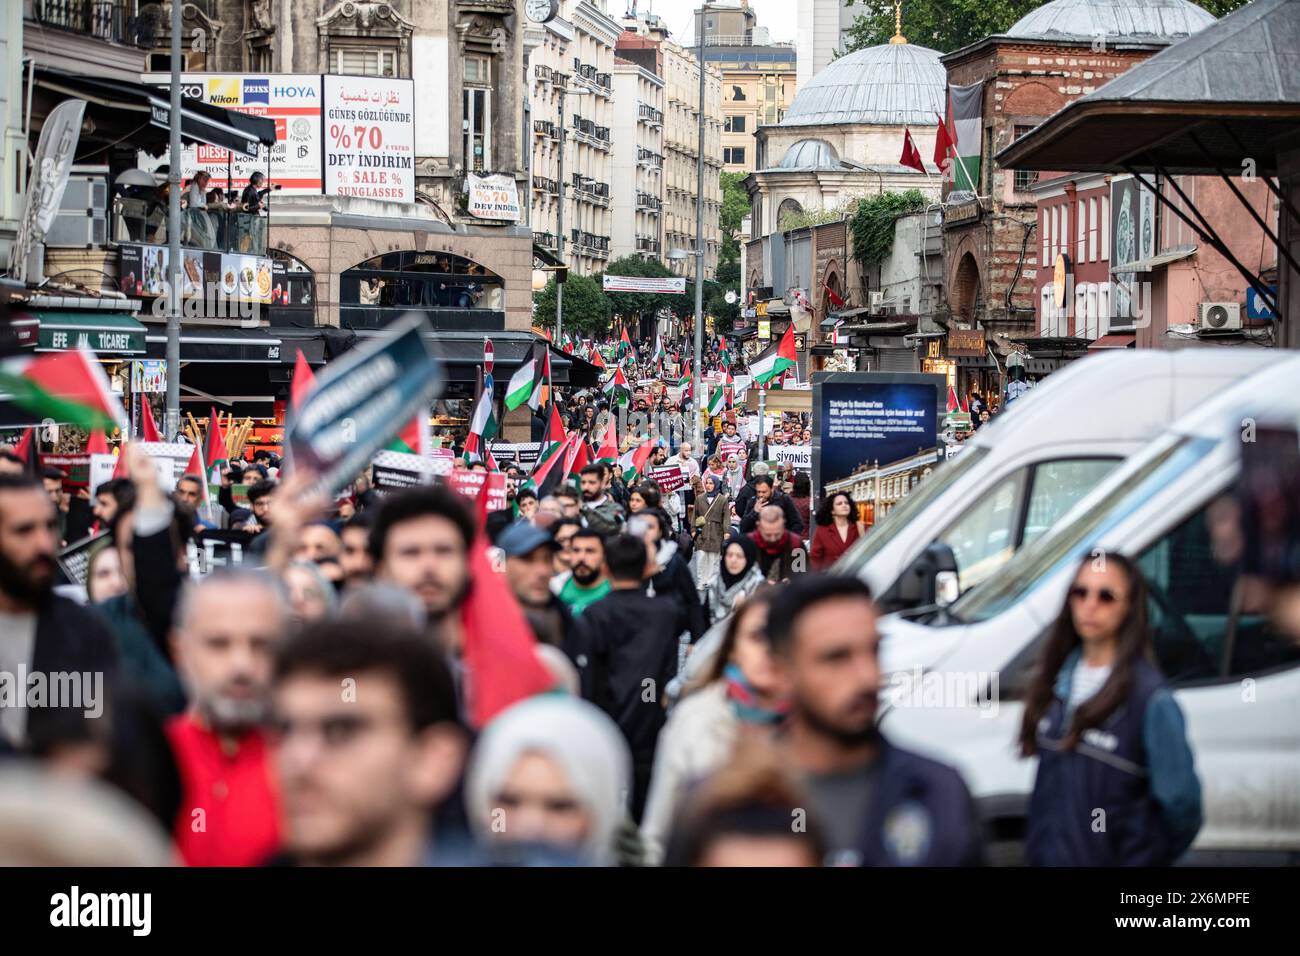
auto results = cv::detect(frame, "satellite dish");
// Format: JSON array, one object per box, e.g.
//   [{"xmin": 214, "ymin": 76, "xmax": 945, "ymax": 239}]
[{"xmin": 724, "ymin": 290, "xmax": 737, "ymax": 304}]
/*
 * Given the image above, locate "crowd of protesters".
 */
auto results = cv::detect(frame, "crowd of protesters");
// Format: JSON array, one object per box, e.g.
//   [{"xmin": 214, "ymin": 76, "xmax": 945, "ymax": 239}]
[{"xmin": 0, "ymin": 336, "xmax": 1206, "ymax": 868}]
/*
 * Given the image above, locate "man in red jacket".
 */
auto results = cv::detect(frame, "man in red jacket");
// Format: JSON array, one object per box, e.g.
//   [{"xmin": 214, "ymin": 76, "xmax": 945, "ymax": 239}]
[
  {"xmin": 749, "ymin": 505, "xmax": 804, "ymax": 582},
  {"xmin": 166, "ymin": 569, "xmax": 289, "ymax": 866}
]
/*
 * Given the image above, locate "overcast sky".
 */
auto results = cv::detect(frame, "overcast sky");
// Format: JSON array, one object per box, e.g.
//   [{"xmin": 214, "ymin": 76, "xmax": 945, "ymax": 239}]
[{"xmin": 626, "ymin": 0, "xmax": 800, "ymax": 45}]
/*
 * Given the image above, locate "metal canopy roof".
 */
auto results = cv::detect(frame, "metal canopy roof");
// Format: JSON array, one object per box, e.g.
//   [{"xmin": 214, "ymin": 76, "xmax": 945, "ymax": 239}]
[{"xmin": 997, "ymin": 0, "xmax": 1300, "ymax": 176}]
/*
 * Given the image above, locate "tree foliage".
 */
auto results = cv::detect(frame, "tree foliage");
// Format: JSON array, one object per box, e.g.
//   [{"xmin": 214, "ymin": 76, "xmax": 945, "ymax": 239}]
[
  {"xmin": 843, "ymin": 0, "xmax": 1249, "ymax": 55},
  {"xmin": 532, "ymin": 273, "xmax": 610, "ymax": 338},
  {"xmin": 719, "ymin": 171, "xmax": 750, "ymax": 266},
  {"xmin": 848, "ymin": 189, "xmax": 928, "ymax": 265}
]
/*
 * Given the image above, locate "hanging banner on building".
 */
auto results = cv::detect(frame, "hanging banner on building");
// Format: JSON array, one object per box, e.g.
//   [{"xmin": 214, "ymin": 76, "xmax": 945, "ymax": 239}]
[
  {"xmin": 322, "ymin": 75, "xmax": 416, "ymax": 203},
  {"xmin": 811, "ymin": 372, "xmax": 944, "ymax": 501},
  {"xmin": 466, "ymin": 173, "xmax": 521, "ymax": 222},
  {"xmin": 143, "ymin": 74, "xmax": 324, "ymax": 195},
  {"xmin": 602, "ymin": 275, "xmax": 686, "ymax": 294},
  {"xmin": 286, "ymin": 314, "xmax": 443, "ymax": 497}
]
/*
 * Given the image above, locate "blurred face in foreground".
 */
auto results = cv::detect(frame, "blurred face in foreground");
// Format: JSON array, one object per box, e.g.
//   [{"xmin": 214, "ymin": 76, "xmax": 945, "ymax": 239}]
[
  {"xmin": 697, "ymin": 835, "xmax": 819, "ymax": 867},
  {"xmin": 273, "ymin": 671, "xmax": 464, "ymax": 866},
  {"xmin": 489, "ymin": 751, "xmax": 591, "ymax": 851},
  {"xmin": 776, "ymin": 595, "xmax": 880, "ymax": 744},
  {"xmin": 0, "ymin": 488, "xmax": 58, "ymax": 606}
]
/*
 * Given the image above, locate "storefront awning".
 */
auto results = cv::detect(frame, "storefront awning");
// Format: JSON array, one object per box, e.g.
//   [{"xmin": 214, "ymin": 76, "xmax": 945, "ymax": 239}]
[
  {"xmin": 1088, "ymin": 333, "xmax": 1137, "ymax": 350},
  {"xmin": 34, "ymin": 312, "xmax": 146, "ymax": 355},
  {"xmin": 145, "ymin": 327, "xmax": 284, "ymax": 364},
  {"xmin": 347, "ymin": 330, "xmax": 600, "ymax": 388},
  {"xmin": 33, "ymin": 67, "xmax": 276, "ymax": 158},
  {"xmin": 1111, "ymin": 247, "xmax": 1198, "ymax": 274}
]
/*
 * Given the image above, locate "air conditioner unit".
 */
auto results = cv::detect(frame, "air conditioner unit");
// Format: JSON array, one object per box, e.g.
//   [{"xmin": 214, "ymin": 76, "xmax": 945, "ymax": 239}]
[
  {"xmin": 869, "ymin": 290, "xmax": 885, "ymax": 310},
  {"xmin": 1198, "ymin": 301, "xmax": 1242, "ymax": 331},
  {"xmin": 46, "ymin": 172, "xmax": 109, "ymax": 248}
]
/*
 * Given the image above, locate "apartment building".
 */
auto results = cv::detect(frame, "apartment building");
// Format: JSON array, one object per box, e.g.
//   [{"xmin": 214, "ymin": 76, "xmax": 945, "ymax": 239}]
[
  {"xmin": 610, "ymin": 59, "xmax": 664, "ymax": 264},
  {"xmin": 617, "ymin": 13, "xmax": 722, "ymax": 280}
]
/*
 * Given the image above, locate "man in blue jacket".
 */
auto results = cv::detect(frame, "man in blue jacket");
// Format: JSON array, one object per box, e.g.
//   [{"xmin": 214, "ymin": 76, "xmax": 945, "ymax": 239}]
[{"xmin": 767, "ymin": 574, "xmax": 982, "ymax": 866}]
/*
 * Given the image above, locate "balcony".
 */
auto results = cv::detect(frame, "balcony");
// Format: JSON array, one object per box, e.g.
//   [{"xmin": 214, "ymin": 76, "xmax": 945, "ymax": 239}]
[
  {"xmin": 532, "ymin": 176, "xmax": 558, "ymax": 195},
  {"xmin": 112, "ymin": 198, "xmax": 267, "ymax": 257},
  {"xmin": 30, "ymin": 0, "xmax": 153, "ymax": 46},
  {"xmin": 638, "ymin": 104, "xmax": 664, "ymax": 126},
  {"xmin": 534, "ymin": 232, "xmax": 559, "ymax": 251},
  {"xmin": 635, "ymin": 236, "xmax": 661, "ymax": 254},
  {"xmin": 569, "ymin": 229, "xmax": 610, "ymax": 255},
  {"xmin": 534, "ymin": 64, "xmax": 553, "ymax": 82},
  {"xmin": 636, "ymin": 192, "xmax": 662, "ymax": 212},
  {"xmin": 533, "ymin": 120, "xmax": 557, "ymax": 139}
]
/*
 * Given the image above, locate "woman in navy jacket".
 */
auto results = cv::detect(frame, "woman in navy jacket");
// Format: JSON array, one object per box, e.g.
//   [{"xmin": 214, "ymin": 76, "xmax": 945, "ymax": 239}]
[{"xmin": 1019, "ymin": 551, "xmax": 1203, "ymax": 866}]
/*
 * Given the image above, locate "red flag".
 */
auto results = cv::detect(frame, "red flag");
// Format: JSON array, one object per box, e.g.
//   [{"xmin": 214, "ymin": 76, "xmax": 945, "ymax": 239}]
[
  {"xmin": 900, "ymin": 128, "xmax": 926, "ymax": 174},
  {"xmin": 291, "ymin": 349, "xmax": 316, "ymax": 410},
  {"xmin": 85, "ymin": 429, "xmax": 109, "ymax": 456},
  {"xmin": 946, "ymin": 384, "xmax": 961, "ymax": 413},
  {"xmin": 934, "ymin": 111, "xmax": 956, "ymax": 168},
  {"xmin": 111, "ymin": 442, "xmax": 129, "ymax": 479},
  {"xmin": 183, "ymin": 444, "xmax": 212, "ymax": 509},
  {"xmin": 545, "ymin": 402, "xmax": 565, "ymax": 447},
  {"xmin": 12, "ymin": 428, "xmax": 39, "ymax": 477},
  {"xmin": 460, "ymin": 488, "xmax": 556, "ymax": 729},
  {"xmin": 590, "ymin": 349, "xmax": 605, "ymax": 370},
  {"xmin": 140, "ymin": 398, "xmax": 161, "ymax": 442},
  {"xmin": 204, "ymin": 408, "xmax": 228, "ymax": 476},
  {"xmin": 595, "ymin": 412, "xmax": 618, "ymax": 462},
  {"xmin": 823, "ymin": 283, "xmax": 845, "ymax": 309}
]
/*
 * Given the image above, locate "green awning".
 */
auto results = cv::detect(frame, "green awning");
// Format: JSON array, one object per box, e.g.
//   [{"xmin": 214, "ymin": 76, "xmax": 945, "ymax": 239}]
[{"xmin": 36, "ymin": 312, "xmax": 146, "ymax": 355}]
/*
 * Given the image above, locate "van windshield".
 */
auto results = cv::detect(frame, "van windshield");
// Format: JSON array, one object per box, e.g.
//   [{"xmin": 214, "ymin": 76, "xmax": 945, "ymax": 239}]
[
  {"xmin": 948, "ymin": 436, "xmax": 1215, "ymax": 624},
  {"xmin": 834, "ymin": 446, "xmax": 991, "ymax": 575}
]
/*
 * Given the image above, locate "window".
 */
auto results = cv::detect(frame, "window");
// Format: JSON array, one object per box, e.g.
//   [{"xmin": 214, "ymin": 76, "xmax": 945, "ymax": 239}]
[
  {"xmin": 724, "ymin": 147, "xmax": 745, "ymax": 165},
  {"xmin": 1042, "ymin": 209, "xmax": 1050, "ymax": 266},
  {"xmin": 1138, "ymin": 506, "xmax": 1300, "ymax": 683},
  {"xmin": 329, "ymin": 44, "xmax": 398, "ymax": 76},
  {"xmin": 1088, "ymin": 197, "xmax": 1098, "ymax": 262},
  {"xmin": 464, "ymin": 55, "xmax": 493, "ymax": 173},
  {"xmin": 248, "ymin": 43, "xmax": 272, "ymax": 72},
  {"xmin": 1101, "ymin": 196, "xmax": 1110, "ymax": 260},
  {"xmin": 731, "ymin": 85, "xmax": 745, "ymax": 102},
  {"xmin": 724, "ymin": 115, "xmax": 746, "ymax": 133},
  {"xmin": 1013, "ymin": 126, "xmax": 1038, "ymax": 191},
  {"xmin": 1077, "ymin": 199, "xmax": 1086, "ymax": 262},
  {"xmin": 1020, "ymin": 459, "xmax": 1118, "ymax": 548}
]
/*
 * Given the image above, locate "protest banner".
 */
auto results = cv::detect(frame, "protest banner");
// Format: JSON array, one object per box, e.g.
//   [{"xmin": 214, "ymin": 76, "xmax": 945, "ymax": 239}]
[
  {"xmin": 134, "ymin": 442, "xmax": 198, "ymax": 493},
  {"xmin": 286, "ymin": 313, "xmax": 443, "ymax": 497},
  {"xmin": 648, "ymin": 465, "xmax": 685, "ymax": 494},
  {"xmin": 42, "ymin": 453, "xmax": 91, "ymax": 489},
  {"xmin": 488, "ymin": 441, "xmax": 543, "ymax": 469},
  {"xmin": 446, "ymin": 470, "xmax": 507, "ymax": 511},
  {"xmin": 371, "ymin": 449, "xmax": 436, "ymax": 491},
  {"xmin": 88, "ymin": 453, "xmax": 116, "ymax": 495},
  {"xmin": 429, "ymin": 447, "xmax": 455, "ymax": 476},
  {"xmin": 771, "ymin": 444, "xmax": 812, "ymax": 471},
  {"xmin": 57, "ymin": 530, "xmax": 111, "ymax": 586}
]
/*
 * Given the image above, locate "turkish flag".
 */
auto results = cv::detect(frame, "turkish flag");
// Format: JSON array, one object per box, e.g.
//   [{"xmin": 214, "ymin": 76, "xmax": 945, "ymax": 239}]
[
  {"xmin": 933, "ymin": 112, "xmax": 956, "ymax": 168},
  {"xmin": 824, "ymin": 283, "xmax": 845, "ymax": 309},
  {"xmin": 900, "ymin": 128, "xmax": 926, "ymax": 174}
]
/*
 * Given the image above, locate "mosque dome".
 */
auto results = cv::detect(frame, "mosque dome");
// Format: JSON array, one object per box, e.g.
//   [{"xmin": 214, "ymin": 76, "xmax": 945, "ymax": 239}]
[
  {"xmin": 1006, "ymin": 0, "xmax": 1215, "ymax": 42},
  {"xmin": 779, "ymin": 41, "xmax": 945, "ymax": 128},
  {"xmin": 778, "ymin": 139, "xmax": 841, "ymax": 170}
]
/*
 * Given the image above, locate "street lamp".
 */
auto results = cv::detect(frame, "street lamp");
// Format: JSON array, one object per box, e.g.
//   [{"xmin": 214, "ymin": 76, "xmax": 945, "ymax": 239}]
[{"xmin": 555, "ymin": 83, "xmax": 592, "ymax": 344}]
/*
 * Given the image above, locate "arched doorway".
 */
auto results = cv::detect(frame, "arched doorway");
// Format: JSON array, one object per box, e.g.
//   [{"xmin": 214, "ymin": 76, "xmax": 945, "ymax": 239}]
[
  {"xmin": 953, "ymin": 252, "xmax": 981, "ymax": 323},
  {"xmin": 777, "ymin": 198, "xmax": 804, "ymax": 230},
  {"xmin": 340, "ymin": 250, "xmax": 505, "ymax": 331}
]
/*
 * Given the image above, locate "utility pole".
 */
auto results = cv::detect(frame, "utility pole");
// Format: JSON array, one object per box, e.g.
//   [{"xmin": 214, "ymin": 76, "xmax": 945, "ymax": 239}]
[
  {"xmin": 555, "ymin": 84, "xmax": 567, "ymax": 344},
  {"xmin": 692, "ymin": 12, "xmax": 707, "ymax": 448},
  {"xmin": 165, "ymin": 0, "xmax": 182, "ymax": 439}
]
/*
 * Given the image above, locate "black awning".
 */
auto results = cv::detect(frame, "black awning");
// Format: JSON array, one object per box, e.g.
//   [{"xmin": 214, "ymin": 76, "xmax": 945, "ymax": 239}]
[
  {"xmin": 145, "ymin": 326, "xmax": 284, "ymax": 364},
  {"xmin": 273, "ymin": 328, "xmax": 328, "ymax": 365},
  {"xmin": 347, "ymin": 330, "xmax": 593, "ymax": 385},
  {"xmin": 33, "ymin": 67, "xmax": 276, "ymax": 158},
  {"xmin": 533, "ymin": 244, "xmax": 564, "ymax": 269}
]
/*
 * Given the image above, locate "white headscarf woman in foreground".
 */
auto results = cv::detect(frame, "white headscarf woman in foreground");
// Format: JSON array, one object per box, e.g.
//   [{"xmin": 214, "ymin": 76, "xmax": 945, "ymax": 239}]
[{"xmin": 465, "ymin": 696, "xmax": 631, "ymax": 865}]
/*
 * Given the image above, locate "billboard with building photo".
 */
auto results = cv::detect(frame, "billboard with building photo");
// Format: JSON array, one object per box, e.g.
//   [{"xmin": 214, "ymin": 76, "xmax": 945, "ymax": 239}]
[{"xmin": 812, "ymin": 372, "xmax": 945, "ymax": 526}]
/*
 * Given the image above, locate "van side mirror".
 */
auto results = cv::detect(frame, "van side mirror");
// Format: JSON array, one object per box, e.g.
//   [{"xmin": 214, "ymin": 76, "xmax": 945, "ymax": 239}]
[{"xmin": 889, "ymin": 542, "xmax": 960, "ymax": 611}]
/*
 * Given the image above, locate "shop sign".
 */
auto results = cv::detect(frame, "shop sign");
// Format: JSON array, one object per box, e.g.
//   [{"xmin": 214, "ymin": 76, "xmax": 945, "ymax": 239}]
[
  {"xmin": 466, "ymin": 173, "xmax": 521, "ymax": 222},
  {"xmin": 947, "ymin": 328, "xmax": 986, "ymax": 357},
  {"xmin": 322, "ymin": 75, "xmax": 416, "ymax": 203}
]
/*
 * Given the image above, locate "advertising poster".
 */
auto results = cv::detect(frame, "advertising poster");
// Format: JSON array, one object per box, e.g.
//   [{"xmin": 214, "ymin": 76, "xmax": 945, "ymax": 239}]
[
  {"xmin": 144, "ymin": 74, "xmax": 324, "ymax": 195},
  {"xmin": 322, "ymin": 75, "xmax": 416, "ymax": 203},
  {"xmin": 133, "ymin": 442, "xmax": 200, "ymax": 493},
  {"xmin": 119, "ymin": 244, "xmax": 272, "ymax": 305},
  {"xmin": 286, "ymin": 315, "xmax": 443, "ymax": 497},
  {"xmin": 466, "ymin": 173, "xmax": 521, "ymax": 222},
  {"xmin": 132, "ymin": 360, "xmax": 167, "ymax": 393},
  {"xmin": 811, "ymin": 372, "xmax": 945, "ymax": 503}
]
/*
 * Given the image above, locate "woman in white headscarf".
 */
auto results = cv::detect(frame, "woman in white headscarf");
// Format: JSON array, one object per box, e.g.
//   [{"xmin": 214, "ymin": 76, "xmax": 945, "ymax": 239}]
[{"xmin": 464, "ymin": 696, "xmax": 632, "ymax": 866}]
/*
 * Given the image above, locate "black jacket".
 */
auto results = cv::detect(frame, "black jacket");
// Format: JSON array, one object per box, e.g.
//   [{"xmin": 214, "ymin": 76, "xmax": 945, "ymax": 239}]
[
  {"xmin": 649, "ymin": 552, "xmax": 706, "ymax": 642},
  {"xmin": 738, "ymin": 490, "xmax": 804, "ymax": 535},
  {"xmin": 25, "ymin": 595, "xmax": 119, "ymax": 754},
  {"xmin": 569, "ymin": 588, "xmax": 686, "ymax": 763}
]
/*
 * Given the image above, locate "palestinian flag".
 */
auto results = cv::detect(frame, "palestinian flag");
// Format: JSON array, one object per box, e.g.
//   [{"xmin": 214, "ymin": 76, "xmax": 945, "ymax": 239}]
[
  {"xmin": 566, "ymin": 435, "xmax": 591, "ymax": 477},
  {"xmin": 651, "ymin": 330, "xmax": 664, "ymax": 367},
  {"xmin": 522, "ymin": 431, "xmax": 574, "ymax": 498},
  {"xmin": 85, "ymin": 429, "xmax": 109, "ymax": 456},
  {"xmin": 204, "ymin": 408, "xmax": 228, "ymax": 489},
  {"xmin": 291, "ymin": 349, "xmax": 316, "ymax": 411},
  {"xmin": 706, "ymin": 385, "xmax": 727, "ymax": 416},
  {"xmin": 617, "ymin": 327, "xmax": 632, "ymax": 362},
  {"xmin": 12, "ymin": 428, "xmax": 40, "ymax": 478},
  {"xmin": 718, "ymin": 341, "xmax": 732, "ymax": 371},
  {"xmin": 594, "ymin": 414, "xmax": 619, "ymax": 463},
  {"xmin": 505, "ymin": 342, "xmax": 550, "ymax": 412},
  {"xmin": 183, "ymin": 444, "xmax": 213, "ymax": 511},
  {"xmin": 463, "ymin": 383, "xmax": 498, "ymax": 462},
  {"xmin": 0, "ymin": 348, "xmax": 127, "ymax": 432},
  {"xmin": 603, "ymin": 368, "xmax": 632, "ymax": 407},
  {"xmin": 750, "ymin": 325, "xmax": 797, "ymax": 386},
  {"xmin": 386, "ymin": 414, "xmax": 428, "ymax": 455},
  {"xmin": 140, "ymin": 398, "xmax": 162, "ymax": 441},
  {"xmin": 589, "ymin": 348, "xmax": 606, "ymax": 371},
  {"xmin": 618, "ymin": 437, "xmax": 656, "ymax": 484}
]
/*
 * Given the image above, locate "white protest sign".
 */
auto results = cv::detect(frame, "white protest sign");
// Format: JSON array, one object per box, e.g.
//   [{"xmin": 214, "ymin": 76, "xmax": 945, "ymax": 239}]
[
  {"xmin": 771, "ymin": 444, "xmax": 812, "ymax": 471},
  {"xmin": 135, "ymin": 442, "xmax": 197, "ymax": 493},
  {"xmin": 88, "ymin": 454, "xmax": 118, "ymax": 495}
]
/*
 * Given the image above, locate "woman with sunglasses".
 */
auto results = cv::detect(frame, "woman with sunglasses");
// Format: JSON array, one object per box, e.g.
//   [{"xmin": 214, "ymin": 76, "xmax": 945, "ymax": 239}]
[{"xmin": 1019, "ymin": 552, "xmax": 1203, "ymax": 866}]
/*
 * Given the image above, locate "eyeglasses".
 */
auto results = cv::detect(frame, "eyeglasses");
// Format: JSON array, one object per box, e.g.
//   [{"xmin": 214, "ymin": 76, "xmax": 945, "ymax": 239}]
[{"xmin": 1068, "ymin": 585, "xmax": 1121, "ymax": 605}]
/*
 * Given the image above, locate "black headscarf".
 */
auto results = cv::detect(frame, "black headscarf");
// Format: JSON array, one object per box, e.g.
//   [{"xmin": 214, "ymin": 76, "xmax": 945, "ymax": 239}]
[{"xmin": 719, "ymin": 534, "xmax": 759, "ymax": 589}]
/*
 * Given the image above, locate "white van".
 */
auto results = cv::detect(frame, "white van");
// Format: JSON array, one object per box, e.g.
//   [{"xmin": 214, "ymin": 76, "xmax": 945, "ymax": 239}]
[
  {"xmin": 876, "ymin": 355, "xmax": 1300, "ymax": 863},
  {"xmin": 836, "ymin": 349, "xmax": 1282, "ymax": 606}
]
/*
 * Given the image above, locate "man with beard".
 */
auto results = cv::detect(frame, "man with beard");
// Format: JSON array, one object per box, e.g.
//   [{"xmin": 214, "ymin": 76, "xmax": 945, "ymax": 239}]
[
  {"xmin": 368, "ymin": 486, "xmax": 474, "ymax": 653},
  {"xmin": 0, "ymin": 475, "xmax": 117, "ymax": 754},
  {"xmin": 499, "ymin": 521, "xmax": 574, "ymax": 650},
  {"xmin": 766, "ymin": 575, "xmax": 981, "ymax": 866},
  {"xmin": 269, "ymin": 619, "xmax": 467, "ymax": 866},
  {"xmin": 578, "ymin": 465, "xmax": 624, "ymax": 536},
  {"xmin": 166, "ymin": 568, "xmax": 290, "ymax": 866},
  {"xmin": 556, "ymin": 528, "xmax": 610, "ymax": 616},
  {"xmin": 338, "ymin": 512, "xmax": 374, "ymax": 590},
  {"xmin": 739, "ymin": 475, "xmax": 804, "ymax": 535},
  {"xmin": 749, "ymin": 505, "xmax": 804, "ymax": 582}
]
